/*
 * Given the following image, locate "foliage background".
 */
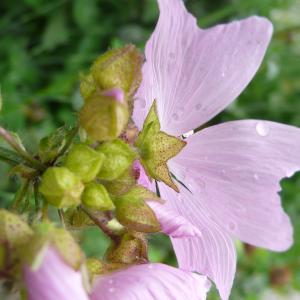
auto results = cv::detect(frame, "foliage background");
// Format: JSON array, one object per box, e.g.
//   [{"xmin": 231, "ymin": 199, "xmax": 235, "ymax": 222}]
[{"xmin": 0, "ymin": 0, "xmax": 300, "ymax": 299}]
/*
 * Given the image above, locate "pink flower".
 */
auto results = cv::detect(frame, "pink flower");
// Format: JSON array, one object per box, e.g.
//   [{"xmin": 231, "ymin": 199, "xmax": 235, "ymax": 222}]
[
  {"xmin": 23, "ymin": 247, "xmax": 210, "ymax": 300},
  {"xmin": 91, "ymin": 263, "xmax": 210, "ymax": 300},
  {"xmin": 132, "ymin": 0, "xmax": 300, "ymax": 299},
  {"xmin": 23, "ymin": 247, "xmax": 89, "ymax": 300}
]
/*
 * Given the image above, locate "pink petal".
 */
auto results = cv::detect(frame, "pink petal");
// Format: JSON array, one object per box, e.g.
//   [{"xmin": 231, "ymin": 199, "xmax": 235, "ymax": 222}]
[
  {"xmin": 158, "ymin": 183, "xmax": 236, "ymax": 300},
  {"xmin": 23, "ymin": 247, "xmax": 89, "ymax": 300},
  {"xmin": 91, "ymin": 263, "xmax": 210, "ymax": 300},
  {"xmin": 147, "ymin": 201, "xmax": 202, "ymax": 238},
  {"xmin": 133, "ymin": 0, "xmax": 273, "ymax": 135},
  {"xmin": 102, "ymin": 88, "xmax": 124, "ymax": 103},
  {"xmin": 132, "ymin": 159, "xmax": 152, "ymax": 189},
  {"xmin": 170, "ymin": 120, "xmax": 300, "ymax": 251}
]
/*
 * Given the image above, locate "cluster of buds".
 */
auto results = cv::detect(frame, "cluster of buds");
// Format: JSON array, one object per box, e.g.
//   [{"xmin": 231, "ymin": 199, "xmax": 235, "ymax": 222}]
[{"xmin": 0, "ymin": 42, "xmax": 187, "ymax": 296}]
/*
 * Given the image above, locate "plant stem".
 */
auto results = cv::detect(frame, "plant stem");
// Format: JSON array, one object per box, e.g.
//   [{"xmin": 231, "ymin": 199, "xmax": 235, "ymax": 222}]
[
  {"xmin": 80, "ymin": 205, "xmax": 120, "ymax": 242},
  {"xmin": 11, "ymin": 179, "xmax": 30, "ymax": 210},
  {"xmin": 0, "ymin": 126, "xmax": 46, "ymax": 171},
  {"xmin": 33, "ymin": 180, "xmax": 40, "ymax": 213},
  {"xmin": 58, "ymin": 209, "xmax": 66, "ymax": 228}
]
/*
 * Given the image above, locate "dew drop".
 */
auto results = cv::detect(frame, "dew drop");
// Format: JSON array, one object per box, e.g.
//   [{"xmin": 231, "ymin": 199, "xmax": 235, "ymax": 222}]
[
  {"xmin": 228, "ymin": 221, "xmax": 236, "ymax": 231},
  {"xmin": 109, "ymin": 288, "xmax": 115, "ymax": 293},
  {"xmin": 221, "ymin": 71, "xmax": 226, "ymax": 77},
  {"xmin": 253, "ymin": 173, "xmax": 259, "ymax": 180},
  {"xmin": 182, "ymin": 130, "xmax": 194, "ymax": 139},
  {"xmin": 168, "ymin": 52, "xmax": 176, "ymax": 59},
  {"xmin": 172, "ymin": 113, "xmax": 179, "ymax": 121},
  {"xmin": 256, "ymin": 121, "xmax": 270, "ymax": 137},
  {"xmin": 195, "ymin": 103, "xmax": 203, "ymax": 111}
]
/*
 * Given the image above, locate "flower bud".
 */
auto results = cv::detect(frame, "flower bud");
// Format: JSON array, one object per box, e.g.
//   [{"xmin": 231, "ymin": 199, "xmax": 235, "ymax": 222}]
[
  {"xmin": 0, "ymin": 209, "xmax": 33, "ymax": 249},
  {"xmin": 82, "ymin": 183, "xmax": 115, "ymax": 211},
  {"xmin": 105, "ymin": 232, "xmax": 147, "ymax": 264},
  {"xmin": 79, "ymin": 89, "xmax": 129, "ymax": 142},
  {"xmin": 103, "ymin": 165, "xmax": 136, "ymax": 196},
  {"xmin": 97, "ymin": 139, "xmax": 136, "ymax": 181},
  {"xmin": 89, "ymin": 45, "xmax": 143, "ymax": 100},
  {"xmin": 39, "ymin": 167, "xmax": 84, "ymax": 208},
  {"xmin": 0, "ymin": 210, "xmax": 33, "ymax": 278},
  {"xmin": 114, "ymin": 189, "xmax": 161, "ymax": 233},
  {"xmin": 64, "ymin": 144, "xmax": 105, "ymax": 183}
]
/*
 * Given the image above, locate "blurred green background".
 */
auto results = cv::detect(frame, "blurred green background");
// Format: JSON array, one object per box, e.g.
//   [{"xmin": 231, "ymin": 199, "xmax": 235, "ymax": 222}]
[{"xmin": 0, "ymin": 0, "xmax": 300, "ymax": 299}]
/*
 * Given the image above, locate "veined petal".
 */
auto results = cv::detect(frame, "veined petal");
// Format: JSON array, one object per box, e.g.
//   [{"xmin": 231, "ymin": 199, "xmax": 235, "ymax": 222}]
[
  {"xmin": 158, "ymin": 183, "xmax": 236, "ymax": 300},
  {"xmin": 171, "ymin": 120, "xmax": 300, "ymax": 251},
  {"xmin": 133, "ymin": 0, "xmax": 273, "ymax": 136},
  {"xmin": 90, "ymin": 263, "xmax": 210, "ymax": 300},
  {"xmin": 23, "ymin": 247, "xmax": 88, "ymax": 300},
  {"xmin": 147, "ymin": 201, "xmax": 202, "ymax": 238}
]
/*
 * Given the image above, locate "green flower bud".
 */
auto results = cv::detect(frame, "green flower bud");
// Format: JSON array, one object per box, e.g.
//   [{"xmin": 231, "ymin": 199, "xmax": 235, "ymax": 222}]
[
  {"xmin": 103, "ymin": 165, "xmax": 136, "ymax": 196},
  {"xmin": 114, "ymin": 188, "xmax": 161, "ymax": 233},
  {"xmin": 97, "ymin": 139, "xmax": 136, "ymax": 181},
  {"xmin": 79, "ymin": 89, "xmax": 129, "ymax": 142},
  {"xmin": 105, "ymin": 232, "xmax": 147, "ymax": 264},
  {"xmin": 39, "ymin": 167, "xmax": 84, "ymax": 208},
  {"xmin": 0, "ymin": 210, "xmax": 33, "ymax": 278},
  {"xmin": 23, "ymin": 222, "xmax": 84, "ymax": 271},
  {"xmin": 64, "ymin": 144, "xmax": 105, "ymax": 183},
  {"xmin": 82, "ymin": 182, "xmax": 115, "ymax": 211},
  {"xmin": 64, "ymin": 208, "xmax": 94, "ymax": 229},
  {"xmin": 89, "ymin": 44, "xmax": 143, "ymax": 100},
  {"xmin": 0, "ymin": 209, "xmax": 33, "ymax": 249},
  {"xmin": 80, "ymin": 73, "xmax": 97, "ymax": 99}
]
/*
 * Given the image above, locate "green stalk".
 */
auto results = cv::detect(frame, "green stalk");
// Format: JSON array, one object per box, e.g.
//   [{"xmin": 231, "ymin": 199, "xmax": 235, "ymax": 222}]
[
  {"xmin": 0, "ymin": 127, "xmax": 46, "ymax": 171},
  {"xmin": 11, "ymin": 179, "xmax": 30, "ymax": 210}
]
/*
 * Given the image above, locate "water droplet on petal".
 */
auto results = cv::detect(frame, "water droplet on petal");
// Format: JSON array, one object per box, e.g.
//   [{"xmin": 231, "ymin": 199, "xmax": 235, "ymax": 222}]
[
  {"xmin": 228, "ymin": 221, "xmax": 236, "ymax": 231},
  {"xmin": 221, "ymin": 71, "xmax": 226, "ymax": 77},
  {"xmin": 109, "ymin": 288, "xmax": 115, "ymax": 293},
  {"xmin": 172, "ymin": 113, "xmax": 179, "ymax": 121},
  {"xmin": 168, "ymin": 52, "xmax": 176, "ymax": 59},
  {"xmin": 195, "ymin": 103, "xmax": 203, "ymax": 111},
  {"xmin": 182, "ymin": 130, "xmax": 194, "ymax": 139},
  {"xmin": 256, "ymin": 121, "xmax": 270, "ymax": 137},
  {"xmin": 253, "ymin": 173, "xmax": 259, "ymax": 180}
]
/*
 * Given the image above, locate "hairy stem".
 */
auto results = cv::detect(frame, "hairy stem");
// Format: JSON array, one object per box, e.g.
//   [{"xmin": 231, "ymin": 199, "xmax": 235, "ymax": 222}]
[
  {"xmin": 80, "ymin": 205, "xmax": 120, "ymax": 242},
  {"xmin": 11, "ymin": 179, "xmax": 30, "ymax": 210}
]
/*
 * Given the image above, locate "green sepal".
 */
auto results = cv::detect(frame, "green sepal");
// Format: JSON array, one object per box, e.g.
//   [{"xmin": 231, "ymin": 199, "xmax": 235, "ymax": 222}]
[
  {"xmin": 105, "ymin": 232, "xmax": 147, "ymax": 264},
  {"xmin": 114, "ymin": 186, "xmax": 161, "ymax": 233},
  {"xmin": 97, "ymin": 139, "xmax": 137, "ymax": 181},
  {"xmin": 135, "ymin": 101, "xmax": 186, "ymax": 192},
  {"xmin": 79, "ymin": 91, "xmax": 129, "ymax": 142},
  {"xmin": 82, "ymin": 182, "xmax": 115, "ymax": 211},
  {"xmin": 39, "ymin": 167, "xmax": 84, "ymax": 208},
  {"xmin": 64, "ymin": 144, "xmax": 105, "ymax": 183},
  {"xmin": 38, "ymin": 126, "xmax": 76, "ymax": 163},
  {"xmin": 23, "ymin": 222, "xmax": 84, "ymax": 271}
]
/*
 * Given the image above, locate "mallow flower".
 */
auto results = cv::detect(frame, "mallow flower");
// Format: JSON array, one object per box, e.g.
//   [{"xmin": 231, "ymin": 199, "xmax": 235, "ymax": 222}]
[
  {"xmin": 23, "ymin": 246, "xmax": 210, "ymax": 300},
  {"xmin": 132, "ymin": 0, "xmax": 300, "ymax": 299}
]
